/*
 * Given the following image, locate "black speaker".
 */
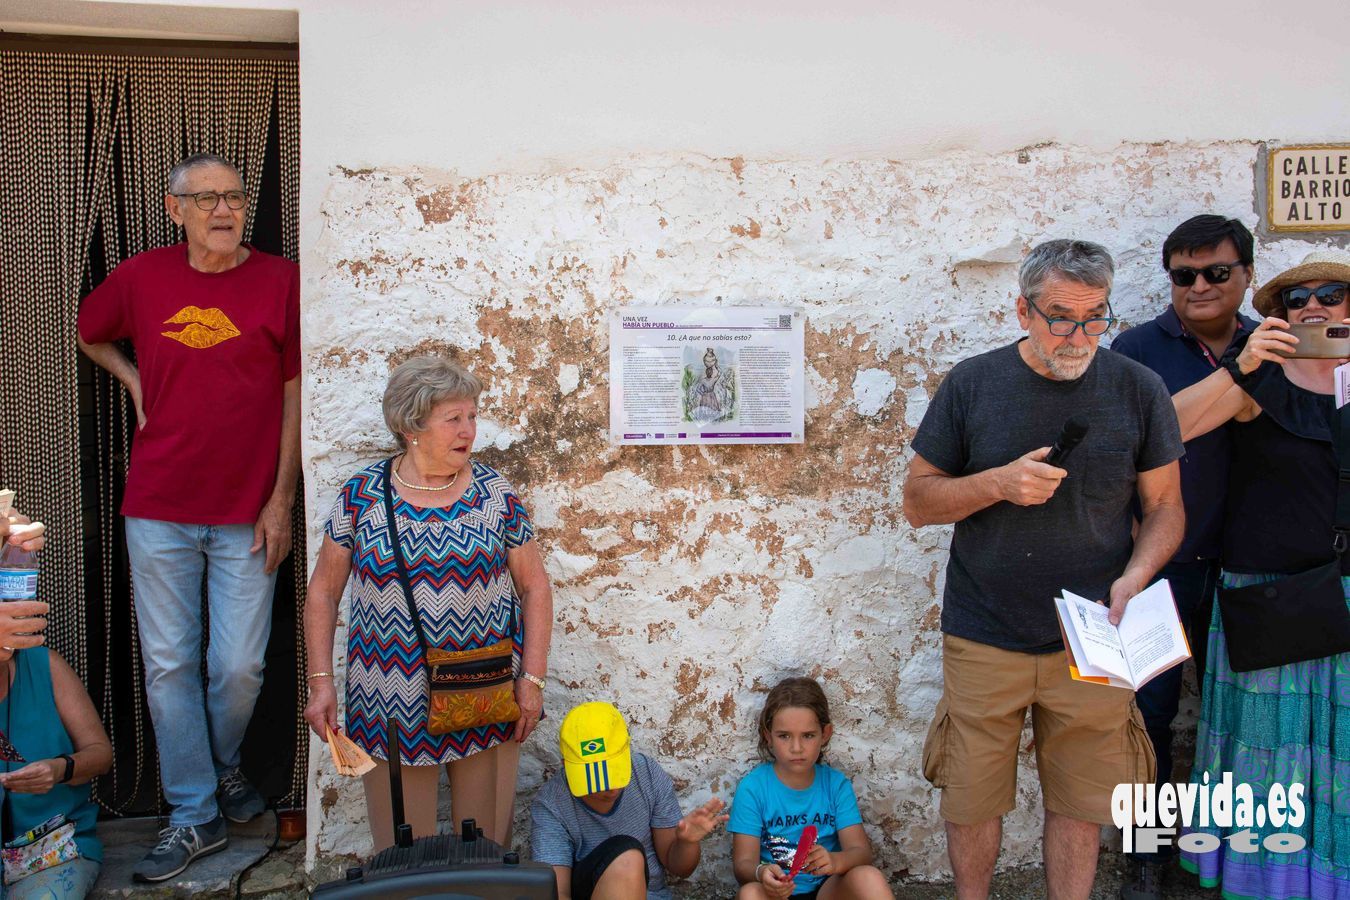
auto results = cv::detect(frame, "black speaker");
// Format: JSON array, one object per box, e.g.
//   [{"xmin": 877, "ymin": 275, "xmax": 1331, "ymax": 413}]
[
  {"xmin": 311, "ymin": 721, "xmax": 556, "ymax": 899},
  {"xmin": 310, "ymin": 822, "xmax": 556, "ymax": 899}
]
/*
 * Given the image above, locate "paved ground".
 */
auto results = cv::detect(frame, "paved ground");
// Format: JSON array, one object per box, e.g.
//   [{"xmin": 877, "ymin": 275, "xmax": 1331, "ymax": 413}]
[
  {"xmin": 89, "ymin": 831, "xmax": 1219, "ymax": 899},
  {"xmin": 91, "ymin": 814, "xmax": 283, "ymax": 899}
]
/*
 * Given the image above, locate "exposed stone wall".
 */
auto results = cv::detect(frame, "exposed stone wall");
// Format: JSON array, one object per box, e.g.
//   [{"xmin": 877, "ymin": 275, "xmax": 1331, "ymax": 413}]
[{"xmin": 302, "ymin": 140, "xmax": 1331, "ymax": 887}]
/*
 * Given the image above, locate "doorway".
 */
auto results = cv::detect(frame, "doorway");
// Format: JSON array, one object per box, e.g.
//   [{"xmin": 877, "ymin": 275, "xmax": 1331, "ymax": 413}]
[{"xmin": 0, "ymin": 32, "xmax": 306, "ymax": 817}]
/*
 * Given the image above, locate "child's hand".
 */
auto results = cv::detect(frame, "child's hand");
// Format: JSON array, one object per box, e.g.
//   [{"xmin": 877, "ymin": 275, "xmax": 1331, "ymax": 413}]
[
  {"xmin": 675, "ymin": 797, "xmax": 728, "ymax": 843},
  {"xmin": 803, "ymin": 843, "xmax": 835, "ymax": 876},
  {"xmin": 757, "ymin": 864, "xmax": 795, "ymax": 900}
]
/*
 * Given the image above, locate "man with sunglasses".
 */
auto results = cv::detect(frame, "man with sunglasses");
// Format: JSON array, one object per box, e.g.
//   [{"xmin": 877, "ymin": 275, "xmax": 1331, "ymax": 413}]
[
  {"xmin": 905, "ymin": 240, "xmax": 1183, "ymax": 900},
  {"xmin": 76, "ymin": 153, "xmax": 299, "ymax": 882},
  {"xmin": 1110, "ymin": 215, "xmax": 1259, "ymax": 900}
]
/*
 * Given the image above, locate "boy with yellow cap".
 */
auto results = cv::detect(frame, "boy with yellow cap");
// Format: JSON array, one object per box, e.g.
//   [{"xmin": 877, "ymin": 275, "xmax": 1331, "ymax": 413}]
[{"xmin": 530, "ymin": 701, "xmax": 727, "ymax": 900}]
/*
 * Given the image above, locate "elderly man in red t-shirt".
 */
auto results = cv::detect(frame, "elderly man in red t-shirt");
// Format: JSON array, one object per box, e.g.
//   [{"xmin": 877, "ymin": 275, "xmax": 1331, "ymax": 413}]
[{"xmin": 77, "ymin": 153, "xmax": 300, "ymax": 883}]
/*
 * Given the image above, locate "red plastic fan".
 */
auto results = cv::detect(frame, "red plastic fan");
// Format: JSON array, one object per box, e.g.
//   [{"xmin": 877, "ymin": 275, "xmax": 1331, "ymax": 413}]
[{"xmin": 786, "ymin": 825, "xmax": 817, "ymax": 880}]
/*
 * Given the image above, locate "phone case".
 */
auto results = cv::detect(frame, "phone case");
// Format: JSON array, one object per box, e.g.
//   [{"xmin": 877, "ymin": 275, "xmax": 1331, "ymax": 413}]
[{"xmin": 1286, "ymin": 324, "xmax": 1350, "ymax": 359}]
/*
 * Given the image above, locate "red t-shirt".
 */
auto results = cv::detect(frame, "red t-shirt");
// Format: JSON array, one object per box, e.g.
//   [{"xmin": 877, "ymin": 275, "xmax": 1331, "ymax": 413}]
[{"xmin": 78, "ymin": 244, "xmax": 301, "ymax": 524}]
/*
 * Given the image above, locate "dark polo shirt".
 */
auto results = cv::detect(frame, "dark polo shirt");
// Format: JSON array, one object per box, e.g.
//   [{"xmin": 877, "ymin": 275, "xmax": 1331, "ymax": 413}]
[{"xmin": 1111, "ymin": 306, "xmax": 1258, "ymax": 562}]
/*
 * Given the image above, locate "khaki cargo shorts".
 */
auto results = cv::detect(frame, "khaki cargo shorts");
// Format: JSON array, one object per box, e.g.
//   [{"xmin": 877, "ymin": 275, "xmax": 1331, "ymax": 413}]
[{"xmin": 922, "ymin": 633, "xmax": 1155, "ymax": 826}]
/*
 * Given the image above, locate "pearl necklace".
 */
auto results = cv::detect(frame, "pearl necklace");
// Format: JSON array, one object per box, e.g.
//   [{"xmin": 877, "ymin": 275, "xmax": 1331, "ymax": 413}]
[{"xmin": 394, "ymin": 456, "xmax": 468, "ymax": 492}]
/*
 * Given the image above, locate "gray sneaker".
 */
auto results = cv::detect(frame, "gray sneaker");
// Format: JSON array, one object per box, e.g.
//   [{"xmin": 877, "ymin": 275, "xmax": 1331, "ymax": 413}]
[
  {"xmin": 132, "ymin": 815, "xmax": 228, "ymax": 882},
  {"xmin": 218, "ymin": 768, "xmax": 266, "ymax": 823}
]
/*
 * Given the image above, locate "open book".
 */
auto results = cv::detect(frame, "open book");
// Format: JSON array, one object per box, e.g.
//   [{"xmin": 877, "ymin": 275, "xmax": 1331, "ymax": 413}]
[{"xmin": 1054, "ymin": 580, "xmax": 1191, "ymax": 690}]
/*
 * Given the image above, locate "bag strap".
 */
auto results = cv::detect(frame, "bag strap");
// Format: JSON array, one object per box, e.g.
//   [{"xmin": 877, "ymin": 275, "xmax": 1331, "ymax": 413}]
[
  {"xmin": 382, "ymin": 457, "xmax": 432, "ymax": 657},
  {"xmin": 380, "ymin": 457, "xmax": 518, "ymax": 651},
  {"xmin": 1336, "ymin": 405, "xmax": 1350, "ymax": 555}
]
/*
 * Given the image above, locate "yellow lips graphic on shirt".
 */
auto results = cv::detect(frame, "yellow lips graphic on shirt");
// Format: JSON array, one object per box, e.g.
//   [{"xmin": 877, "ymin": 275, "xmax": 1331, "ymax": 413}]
[{"xmin": 161, "ymin": 306, "xmax": 241, "ymax": 349}]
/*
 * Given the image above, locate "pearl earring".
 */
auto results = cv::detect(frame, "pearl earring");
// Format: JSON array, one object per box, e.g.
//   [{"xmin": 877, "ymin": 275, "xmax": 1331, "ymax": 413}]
[{"xmin": 411, "ymin": 438, "xmax": 419, "ymax": 446}]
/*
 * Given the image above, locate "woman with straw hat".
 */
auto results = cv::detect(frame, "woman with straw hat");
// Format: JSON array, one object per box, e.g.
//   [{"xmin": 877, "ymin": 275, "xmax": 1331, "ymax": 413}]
[{"xmin": 1169, "ymin": 249, "xmax": 1350, "ymax": 897}]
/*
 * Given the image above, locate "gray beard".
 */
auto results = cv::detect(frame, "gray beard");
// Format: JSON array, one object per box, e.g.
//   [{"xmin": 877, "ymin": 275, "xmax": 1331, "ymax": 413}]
[{"xmin": 1033, "ymin": 343, "xmax": 1095, "ymax": 380}]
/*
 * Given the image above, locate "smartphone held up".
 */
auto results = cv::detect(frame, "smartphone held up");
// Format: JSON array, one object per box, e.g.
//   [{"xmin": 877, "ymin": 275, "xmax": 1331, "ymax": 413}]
[{"xmin": 1281, "ymin": 324, "xmax": 1350, "ymax": 359}]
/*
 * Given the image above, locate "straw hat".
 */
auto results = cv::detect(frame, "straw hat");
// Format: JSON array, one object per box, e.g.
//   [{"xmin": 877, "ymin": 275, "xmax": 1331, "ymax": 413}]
[{"xmin": 1253, "ymin": 248, "xmax": 1350, "ymax": 317}]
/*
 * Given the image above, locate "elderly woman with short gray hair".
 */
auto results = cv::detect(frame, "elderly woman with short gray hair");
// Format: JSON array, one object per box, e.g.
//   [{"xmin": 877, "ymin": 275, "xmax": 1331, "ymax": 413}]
[{"xmin": 304, "ymin": 356, "xmax": 553, "ymax": 849}]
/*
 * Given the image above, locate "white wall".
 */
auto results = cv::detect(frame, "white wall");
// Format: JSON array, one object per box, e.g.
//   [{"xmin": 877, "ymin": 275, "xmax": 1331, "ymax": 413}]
[
  {"xmin": 19, "ymin": 0, "xmax": 1350, "ymax": 253},
  {"xmin": 292, "ymin": 0, "xmax": 1348, "ymax": 171}
]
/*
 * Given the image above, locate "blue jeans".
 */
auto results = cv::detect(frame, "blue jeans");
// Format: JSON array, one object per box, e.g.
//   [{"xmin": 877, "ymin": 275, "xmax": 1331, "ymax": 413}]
[
  {"xmin": 125, "ymin": 518, "xmax": 276, "ymax": 827},
  {"xmin": 1129, "ymin": 557, "xmax": 1219, "ymax": 860}
]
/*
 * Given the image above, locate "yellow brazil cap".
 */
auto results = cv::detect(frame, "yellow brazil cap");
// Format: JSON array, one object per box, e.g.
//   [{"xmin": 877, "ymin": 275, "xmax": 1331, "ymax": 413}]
[{"xmin": 560, "ymin": 701, "xmax": 633, "ymax": 797}]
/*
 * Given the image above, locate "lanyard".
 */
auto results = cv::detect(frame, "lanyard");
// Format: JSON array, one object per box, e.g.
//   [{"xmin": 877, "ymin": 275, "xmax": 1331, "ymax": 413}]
[
  {"xmin": 1190, "ymin": 333, "xmax": 1220, "ymax": 368},
  {"xmin": 1181, "ymin": 321, "xmax": 1249, "ymax": 369}
]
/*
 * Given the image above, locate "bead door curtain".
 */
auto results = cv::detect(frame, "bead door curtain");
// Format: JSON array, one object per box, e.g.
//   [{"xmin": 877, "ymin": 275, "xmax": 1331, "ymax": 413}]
[{"xmin": 0, "ymin": 45, "xmax": 305, "ymax": 812}]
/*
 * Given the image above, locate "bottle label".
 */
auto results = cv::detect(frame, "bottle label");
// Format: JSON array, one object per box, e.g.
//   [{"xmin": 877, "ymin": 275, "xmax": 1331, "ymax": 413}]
[{"xmin": 0, "ymin": 568, "xmax": 38, "ymax": 601}]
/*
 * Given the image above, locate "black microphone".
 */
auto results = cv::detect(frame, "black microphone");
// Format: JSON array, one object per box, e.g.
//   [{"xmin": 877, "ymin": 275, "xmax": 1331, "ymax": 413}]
[{"xmin": 1045, "ymin": 416, "xmax": 1089, "ymax": 467}]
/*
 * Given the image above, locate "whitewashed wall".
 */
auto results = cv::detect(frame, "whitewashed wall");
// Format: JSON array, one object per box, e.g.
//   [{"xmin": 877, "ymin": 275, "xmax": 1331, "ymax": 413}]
[{"xmin": 303, "ymin": 140, "xmax": 1341, "ymax": 888}]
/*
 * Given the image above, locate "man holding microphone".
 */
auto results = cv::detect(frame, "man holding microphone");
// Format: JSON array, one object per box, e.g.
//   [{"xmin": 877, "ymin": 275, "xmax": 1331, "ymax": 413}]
[{"xmin": 904, "ymin": 239, "xmax": 1185, "ymax": 899}]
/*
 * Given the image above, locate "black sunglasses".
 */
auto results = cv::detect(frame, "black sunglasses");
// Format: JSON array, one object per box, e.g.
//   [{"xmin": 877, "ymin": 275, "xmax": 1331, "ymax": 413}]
[
  {"xmin": 1167, "ymin": 262, "xmax": 1243, "ymax": 288},
  {"xmin": 1281, "ymin": 282, "xmax": 1349, "ymax": 310}
]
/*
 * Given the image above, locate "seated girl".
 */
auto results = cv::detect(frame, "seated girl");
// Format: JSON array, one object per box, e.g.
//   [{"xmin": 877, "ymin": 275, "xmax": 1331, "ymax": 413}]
[{"xmin": 729, "ymin": 677, "xmax": 893, "ymax": 900}]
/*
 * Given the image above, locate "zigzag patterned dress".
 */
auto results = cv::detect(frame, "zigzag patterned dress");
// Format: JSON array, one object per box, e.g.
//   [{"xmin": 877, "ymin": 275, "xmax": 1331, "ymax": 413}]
[{"xmin": 325, "ymin": 460, "xmax": 533, "ymax": 765}]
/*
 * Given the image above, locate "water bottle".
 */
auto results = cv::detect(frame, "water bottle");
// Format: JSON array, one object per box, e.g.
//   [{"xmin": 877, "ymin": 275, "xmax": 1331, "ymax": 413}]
[{"xmin": 0, "ymin": 539, "xmax": 38, "ymax": 602}]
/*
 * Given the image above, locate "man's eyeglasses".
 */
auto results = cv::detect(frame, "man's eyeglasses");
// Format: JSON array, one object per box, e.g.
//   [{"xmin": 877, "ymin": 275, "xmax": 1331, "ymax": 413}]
[
  {"xmin": 1168, "ymin": 262, "xmax": 1242, "ymax": 288},
  {"xmin": 175, "ymin": 190, "xmax": 247, "ymax": 211},
  {"xmin": 1281, "ymin": 282, "xmax": 1349, "ymax": 310},
  {"xmin": 1025, "ymin": 299, "xmax": 1116, "ymax": 337}
]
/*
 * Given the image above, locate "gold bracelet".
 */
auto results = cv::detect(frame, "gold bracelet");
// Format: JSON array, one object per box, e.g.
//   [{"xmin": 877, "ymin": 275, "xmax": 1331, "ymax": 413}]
[{"xmin": 306, "ymin": 672, "xmax": 334, "ymax": 681}]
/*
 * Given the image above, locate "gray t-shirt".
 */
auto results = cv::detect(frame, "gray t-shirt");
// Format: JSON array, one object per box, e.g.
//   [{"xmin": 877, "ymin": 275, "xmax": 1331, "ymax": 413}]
[
  {"xmin": 911, "ymin": 341, "xmax": 1184, "ymax": 652},
  {"xmin": 530, "ymin": 751, "xmax": 684, "ymax": 900}
]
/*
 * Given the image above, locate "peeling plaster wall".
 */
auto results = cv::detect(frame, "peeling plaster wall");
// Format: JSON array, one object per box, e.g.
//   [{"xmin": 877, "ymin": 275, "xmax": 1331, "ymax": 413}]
[{"xmin": 304, "ymin": 140, "xmax": 1341, "ymax": 887}]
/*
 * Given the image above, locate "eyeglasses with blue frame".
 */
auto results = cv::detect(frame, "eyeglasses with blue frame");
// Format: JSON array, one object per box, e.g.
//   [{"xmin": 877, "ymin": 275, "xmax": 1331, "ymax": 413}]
[{"xmin": 1025, "ymin": 298, "xmax": 1117, "ymax": 337}]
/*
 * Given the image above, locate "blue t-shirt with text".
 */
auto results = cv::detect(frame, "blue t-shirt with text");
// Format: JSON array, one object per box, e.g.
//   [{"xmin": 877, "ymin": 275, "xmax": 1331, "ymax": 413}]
[{"xmin": 727, "ymin": 762, "xmax": 863, "ymax": 895}]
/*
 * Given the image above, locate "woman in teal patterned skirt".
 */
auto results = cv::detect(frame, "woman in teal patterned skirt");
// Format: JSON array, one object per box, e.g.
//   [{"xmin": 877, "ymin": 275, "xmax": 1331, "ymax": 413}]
[{"xmin": 1171, "ymin": 251, "xmax": 1350, "ymax": 899}]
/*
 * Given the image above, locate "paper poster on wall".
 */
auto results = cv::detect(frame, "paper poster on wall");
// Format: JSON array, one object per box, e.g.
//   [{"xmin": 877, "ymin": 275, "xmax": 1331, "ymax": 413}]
[{"xmin": 609, "ymin": 307, "xmax": 804, "ymax": 445}]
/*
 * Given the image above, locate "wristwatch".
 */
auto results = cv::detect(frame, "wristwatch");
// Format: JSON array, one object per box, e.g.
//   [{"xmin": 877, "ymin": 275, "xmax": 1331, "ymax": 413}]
[
  {"xmin": 1220, "ymin": 338, "xmax": 1260, "ymax": 387},
  {"xmin": 57, "ymin": 754, "xmax": 74, "ymax": 784},
  {"xmin": 521, "ymin": 672, "xmax": 546, "ymax": 691}
]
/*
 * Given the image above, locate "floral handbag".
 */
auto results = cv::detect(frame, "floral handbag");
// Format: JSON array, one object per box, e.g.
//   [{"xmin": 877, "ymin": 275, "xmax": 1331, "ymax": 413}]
[
  {"xmin": 423, "ymin": 642, "xmax": 521, "ymax": 733},
  {"xmin": 381, "ymin": 458, "xmax": 521, "ymax": 736},
  {"xmin": 2, "ymin": 813, "xmax": 79, "ymax": 885}
]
